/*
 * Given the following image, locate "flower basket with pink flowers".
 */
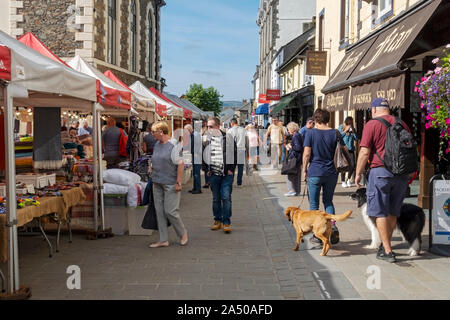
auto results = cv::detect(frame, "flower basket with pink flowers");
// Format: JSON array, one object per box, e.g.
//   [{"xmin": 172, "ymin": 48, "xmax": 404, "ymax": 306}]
[{"xmin": 415, "ymin": 44, "xmax": 450, "ymax": 162}]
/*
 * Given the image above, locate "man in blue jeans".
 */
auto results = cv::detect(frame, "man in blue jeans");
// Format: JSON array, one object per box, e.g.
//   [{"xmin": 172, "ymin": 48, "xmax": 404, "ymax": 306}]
[{"xmin": 204, "ymin": 117, "xmax": 237, "ymax": 233}]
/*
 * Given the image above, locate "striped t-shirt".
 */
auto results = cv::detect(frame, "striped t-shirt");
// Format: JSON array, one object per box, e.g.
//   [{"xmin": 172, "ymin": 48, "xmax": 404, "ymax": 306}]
[{"xmin": 210, "ymin": 135, "xmax": 224, "ymax": 176}]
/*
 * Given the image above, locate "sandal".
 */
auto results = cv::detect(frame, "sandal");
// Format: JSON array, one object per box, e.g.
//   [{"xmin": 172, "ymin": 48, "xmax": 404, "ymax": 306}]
[
  {"xmin": 149, "ymin": 241, "xmax": 169, "ymax": 248},
  {"xmin": 180, "ymin": 232, "xmax": 188, "ymax": 246}
]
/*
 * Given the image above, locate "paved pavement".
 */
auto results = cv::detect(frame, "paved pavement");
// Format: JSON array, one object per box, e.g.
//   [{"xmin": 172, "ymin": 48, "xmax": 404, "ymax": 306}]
[{"xmin": 1, "ymin": 166, "xmax": 449, "ymax": 300}]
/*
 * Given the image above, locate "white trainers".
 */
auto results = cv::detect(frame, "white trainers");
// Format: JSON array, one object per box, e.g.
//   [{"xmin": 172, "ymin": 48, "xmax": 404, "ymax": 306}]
[
  {"xmin": 341, "ymin": 182, "xmax": 348, "ymax": 188},
  {"xmin": 346, "ymin": 179, "xmax": 352, "ymax": 187}
]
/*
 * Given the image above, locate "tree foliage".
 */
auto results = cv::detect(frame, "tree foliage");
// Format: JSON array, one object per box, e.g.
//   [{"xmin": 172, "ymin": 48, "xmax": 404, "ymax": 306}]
[{"xmin": 184, "ymin": 84, "xmax": 223, "ymax": 116}]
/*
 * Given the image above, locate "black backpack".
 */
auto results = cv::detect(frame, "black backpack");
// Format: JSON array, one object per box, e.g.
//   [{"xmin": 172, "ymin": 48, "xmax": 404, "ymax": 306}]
[{"xmin": 374, "ymin": 117, "xmax": 418, "ymax": 176}]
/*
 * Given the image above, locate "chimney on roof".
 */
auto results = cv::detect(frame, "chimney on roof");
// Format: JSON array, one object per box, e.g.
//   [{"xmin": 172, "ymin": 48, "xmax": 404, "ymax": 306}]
[{"xmin": 242, "ymin": 99, "xmax": 247, "ymax": 105}]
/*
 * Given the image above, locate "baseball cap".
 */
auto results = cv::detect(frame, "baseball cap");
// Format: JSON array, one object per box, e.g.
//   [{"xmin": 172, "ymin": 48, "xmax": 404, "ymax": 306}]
[{"xmin": 371, "ymin": 98, "xmax": 389, "ymax": 108}]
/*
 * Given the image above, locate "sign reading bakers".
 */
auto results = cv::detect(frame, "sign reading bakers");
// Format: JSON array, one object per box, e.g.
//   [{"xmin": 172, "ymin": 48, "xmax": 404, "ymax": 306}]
[
  {"xmin": 0, "ymin": 45, "xmax": 11, "ymax": 81},
  {"xmin": 306, "ymin": 51, "xmax": 327, "ymax": 76}
]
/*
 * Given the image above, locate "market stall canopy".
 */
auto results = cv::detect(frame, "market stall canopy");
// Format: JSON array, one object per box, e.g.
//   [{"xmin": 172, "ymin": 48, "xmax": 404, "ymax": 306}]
[
  {"xmin": 67, "ymin": 55, "xmax": 131, "ymax": 110},
  {"xmin": 103, "ymin": 70, "xmax": 155, "ymax": 114},
  {"xmin": 321, "ymin": 0, "xmax": 443, "ymax": 110},
  {"xmin": 0, "ymin": 30, "xmax": 97, "ymax": 108},
  {"xmin": 255, "ymin": 103, "xmax": 269, "ymax": 115},
  {"xmin": 269, "ymin": 95, "xmax": 295, "ymax": 116},
  {"xmin": 18, "ymin": 32, "xmax": 70, "ymax": 68},
  {"xmin": 162, "ymin": 92, "xmax": 205, "ymax": 120},
  {"xmin": 130, "ymin": 81, "xmax": 184, "ymax": 118},
  {"xmin": 149, "ymin": 87, "xmax": 192, "ymax": 119},
  {"xmin": 180, "ymin": 96, "xmax": 209, "ymax": 120}
]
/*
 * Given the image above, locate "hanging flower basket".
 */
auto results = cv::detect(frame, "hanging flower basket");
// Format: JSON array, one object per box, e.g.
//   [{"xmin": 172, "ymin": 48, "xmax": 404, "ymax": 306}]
[{"xmin": 415, "ymin": 44, "xmax": 450, "ymax": 161}]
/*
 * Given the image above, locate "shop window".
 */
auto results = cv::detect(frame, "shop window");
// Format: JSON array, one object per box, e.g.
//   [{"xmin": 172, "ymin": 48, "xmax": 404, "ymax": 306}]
[{"xmin": 107, "ymin": 0, "xmax": 116, "ymax": 65}]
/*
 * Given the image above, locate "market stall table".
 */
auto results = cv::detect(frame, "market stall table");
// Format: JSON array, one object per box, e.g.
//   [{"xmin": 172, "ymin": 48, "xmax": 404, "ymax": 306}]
[{"xmin": 0, "ymin": 186, "xmax": 86, "ymax": 263}]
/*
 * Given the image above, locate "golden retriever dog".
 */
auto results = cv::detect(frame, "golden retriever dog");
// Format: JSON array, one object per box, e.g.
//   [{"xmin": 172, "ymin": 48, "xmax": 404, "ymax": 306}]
[{"xmin": 284, "ymin": 207, "xmax": 352, "ymax": 256}]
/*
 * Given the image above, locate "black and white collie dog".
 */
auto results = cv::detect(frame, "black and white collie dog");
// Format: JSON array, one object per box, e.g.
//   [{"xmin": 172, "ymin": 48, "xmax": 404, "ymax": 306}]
[{"xmin": 350, "ymin": 188, "xmax": 425, "ymax": 256}]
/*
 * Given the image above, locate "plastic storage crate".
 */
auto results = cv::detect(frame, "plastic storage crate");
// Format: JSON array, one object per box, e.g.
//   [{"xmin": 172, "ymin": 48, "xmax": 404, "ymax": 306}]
[{"xmin": 103, "ymin": 194, "xmax": 129, "ymax": 235}]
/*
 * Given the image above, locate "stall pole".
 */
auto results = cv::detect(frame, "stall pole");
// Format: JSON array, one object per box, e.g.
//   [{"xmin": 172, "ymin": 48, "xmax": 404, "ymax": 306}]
[
  {"xmin": 96, "ymin": 105, "xmax": 105, "ymax": 230},
  {"xmin": 171, "ymin": 116, "xmax": 174, "ymax": 138},
  {"xmin": 92, "ymin": 103, "xmax": 99, "ymax": 233},
  {"xmin": 4, "ymin": 85, "xmax": 19, "ymax": 293}
]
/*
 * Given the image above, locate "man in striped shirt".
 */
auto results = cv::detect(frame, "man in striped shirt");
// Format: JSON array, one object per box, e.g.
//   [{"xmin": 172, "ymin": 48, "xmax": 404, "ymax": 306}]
[{"xmin": 203, "ymin": 117, "xmax": 237, "ymax": 233}]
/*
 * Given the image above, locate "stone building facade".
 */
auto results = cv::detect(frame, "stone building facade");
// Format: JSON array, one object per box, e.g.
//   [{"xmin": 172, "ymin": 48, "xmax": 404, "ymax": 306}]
[
  {"xmin": 3, "ymin": 0, "xmax": 165, "ymax": 90},
  {"xmin": 256, "ymin": 0, "xmax": 315, "ymax": 96}
]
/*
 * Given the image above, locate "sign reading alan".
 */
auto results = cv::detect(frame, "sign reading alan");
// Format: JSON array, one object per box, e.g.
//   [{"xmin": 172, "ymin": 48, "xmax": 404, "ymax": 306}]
[
  {"xmin": 266, "ymin": 89, "xmax": 280, "ymax": 101},
  {"xmin": 306, "ymin": 51, "xmax": 327, "ymax": 76},
  {"xmin": 0, "ymin": 45, "xmax": 11, "ymax": 81},
  {"xmin": 324, "ymin": 88, "xmax": 349, "ymax": 111},
  {"xmin": 350, "ymin": 74, "xmax": 405, "ymax": 110}
]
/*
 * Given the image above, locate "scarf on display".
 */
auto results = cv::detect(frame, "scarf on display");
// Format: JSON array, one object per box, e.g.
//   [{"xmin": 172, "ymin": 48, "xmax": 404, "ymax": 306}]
[
  {"xmin": 127, "ymin": 115, "xmax": 141, "ymax": 169},
  {"xmin": 33, "ymin": 107, "xmax": 63, "ymax": 169}
]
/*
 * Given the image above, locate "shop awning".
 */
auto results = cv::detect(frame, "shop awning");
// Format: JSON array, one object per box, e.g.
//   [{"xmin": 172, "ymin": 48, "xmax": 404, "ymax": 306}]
[
  {"xmin": 350, "ymin": 74, "xmax": 405, "ymax": 110},
  {"xmin": 255, "ymin": 103, "xmax": 268, "ymax": 115},
  {"xmin": 162, "ymin": 92, "xmax": 205, "ymax": 120},
  {"xmin": 269, "ymin": 95, "xmax": 295, "ymax": 116},
  {"xmin": 130, "ymin": 81, "xmax": 184, "ymax": 117},
  {"xmin": 322, "ymin": 0, "xmax": 442, "ymax": 98}
]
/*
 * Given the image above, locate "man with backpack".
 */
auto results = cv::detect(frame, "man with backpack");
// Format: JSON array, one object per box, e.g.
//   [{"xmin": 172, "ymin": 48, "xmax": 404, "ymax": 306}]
[{"xmin": 355, "ymin": 98, "xmax": 418, "ymax": 263}]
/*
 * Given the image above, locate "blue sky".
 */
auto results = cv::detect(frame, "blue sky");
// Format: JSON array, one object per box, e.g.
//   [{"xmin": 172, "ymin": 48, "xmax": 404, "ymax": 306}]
[{"xmin": 161, "ymin": 0, "xmax": 260, "ymax": 101}]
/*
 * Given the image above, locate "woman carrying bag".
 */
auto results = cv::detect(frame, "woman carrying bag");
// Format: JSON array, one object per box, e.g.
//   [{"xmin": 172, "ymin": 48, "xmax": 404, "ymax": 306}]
[
  {"xmin": 283, "ymin": 122, "xmax": 303, "ymax": 197},
  {"xmin": 146, "ymin": 121, "xmax": 188, "ymax": 248}
]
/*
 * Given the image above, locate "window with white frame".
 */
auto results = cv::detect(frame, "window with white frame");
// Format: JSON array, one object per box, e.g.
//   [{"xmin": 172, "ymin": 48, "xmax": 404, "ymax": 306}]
[{"xmin": 378, "ymin": 0, "xmax": 393, "ymax": 17}]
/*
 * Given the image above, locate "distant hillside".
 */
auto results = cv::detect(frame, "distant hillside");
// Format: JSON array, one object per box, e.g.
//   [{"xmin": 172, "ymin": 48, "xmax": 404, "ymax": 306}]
[{"xmin": 221, "ymin": 101, "xmax": 241, "ymax": 109}]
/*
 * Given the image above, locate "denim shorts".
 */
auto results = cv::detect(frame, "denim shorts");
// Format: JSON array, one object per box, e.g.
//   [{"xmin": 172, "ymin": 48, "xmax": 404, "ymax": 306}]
[{"xmin": 366, "ymin": 167, "xmax": 409, "ymax": 218}]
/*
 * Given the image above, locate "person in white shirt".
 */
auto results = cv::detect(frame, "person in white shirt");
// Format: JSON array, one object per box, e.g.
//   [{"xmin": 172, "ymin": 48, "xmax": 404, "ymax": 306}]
[
  {"xmin": 228, "ymin": 119, "xmax": 246, "ymax": 186},
  {"xmin": 264, "ymin": 117, "xmax": 285, "ymax": 169}
]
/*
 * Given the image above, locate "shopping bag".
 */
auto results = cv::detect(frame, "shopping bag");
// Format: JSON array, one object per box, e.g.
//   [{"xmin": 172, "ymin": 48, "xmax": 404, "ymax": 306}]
[
  {"xmin": 281, "ymin": 156, "xmax": 298, "ymax": 175},
  {"xmin": 141, "ymin": 185, "xmax": 170, "ymax": 230},
  {"xmin": 334, "ymin": 130, "xmax": 351, "ymax": 173}
]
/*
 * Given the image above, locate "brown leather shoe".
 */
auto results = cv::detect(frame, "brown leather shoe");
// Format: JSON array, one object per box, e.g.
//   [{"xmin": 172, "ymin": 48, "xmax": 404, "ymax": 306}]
[
  {"xmin": 223, "ymin": 224, "xmax": 232, "ymax": 233},
  {"xmin": 210, "ymin": 221, "xmax": 222, "ymax": 230}
]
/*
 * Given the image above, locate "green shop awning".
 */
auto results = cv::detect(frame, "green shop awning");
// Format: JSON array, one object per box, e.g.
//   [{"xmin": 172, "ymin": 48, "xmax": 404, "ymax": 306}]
[{"xmin": 269, "ymin": 95, "xmax": 295, "ymax": 116}]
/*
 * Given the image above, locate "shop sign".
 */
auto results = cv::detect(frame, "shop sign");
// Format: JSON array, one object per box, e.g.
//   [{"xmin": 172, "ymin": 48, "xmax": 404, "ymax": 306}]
[
  {"xmin": 350, "ymin": 74, "xmax": 405, "ymax": 110},
  {"xmin": 0, "ymin": 45, "xmax": 11, "ymax": 81},
  {"xmin": 306, "ymin": 51, "xmax": 327, "ymax": 76},
  {"xmin": 258, "ymin": 94, "xmax": 270, "ymax": 104},
  {"xmin": 432, "ymin": 179, "xmax": 450, "ymax": 246},
  {"xmin": 266, "ymin": 89, "xmax": 281, "ymax": 101},
  {"xmin": 324, "ymin": 88, "xmax": 349, "ymax": 111}
]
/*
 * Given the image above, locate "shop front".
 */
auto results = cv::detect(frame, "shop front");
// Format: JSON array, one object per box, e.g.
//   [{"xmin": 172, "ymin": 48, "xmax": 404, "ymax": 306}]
[
  {"xmin": 321, "ymin": 0, "xmax": 450, "ymax": 208},
  {"xmin": 270, "ymin": 86, "xmax": 314, "ymax": 126}
]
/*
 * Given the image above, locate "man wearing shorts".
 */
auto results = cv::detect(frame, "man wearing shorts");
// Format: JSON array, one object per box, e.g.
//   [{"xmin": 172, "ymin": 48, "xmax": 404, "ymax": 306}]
[{"xmin": 355, "ymin": 98, "xmax": 411, "ymax": 263}]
